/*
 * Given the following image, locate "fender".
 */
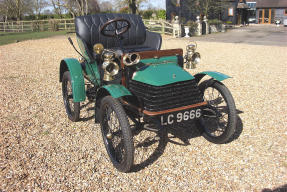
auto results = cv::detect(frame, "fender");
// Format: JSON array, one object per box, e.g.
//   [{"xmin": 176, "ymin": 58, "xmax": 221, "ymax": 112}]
[
  {"xmin": 94, "ymin": 84, "xmax": 132, "ymax": 123},
  {"xmin": 59, "ymin": 58, "xmax": 86, "ymax": 102},
  {"xmin": 194, "ymin": 71, "xmax": 231, "ymax": 83},
  {"xmin": 96, "ymin": 84, "xmax": 132, "ymax": 100}
]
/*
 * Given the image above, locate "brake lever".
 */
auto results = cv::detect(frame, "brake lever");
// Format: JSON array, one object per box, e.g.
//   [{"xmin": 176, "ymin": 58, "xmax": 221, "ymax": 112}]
[{"xmin": 68, "ymin": 37, "xmax": 73, "ymax": 45}]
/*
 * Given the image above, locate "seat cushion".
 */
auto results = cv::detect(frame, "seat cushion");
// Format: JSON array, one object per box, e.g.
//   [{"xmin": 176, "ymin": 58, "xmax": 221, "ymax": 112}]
[{"xmin": 75, "ymin": 13, "xmax": 147, "ymax": 49}]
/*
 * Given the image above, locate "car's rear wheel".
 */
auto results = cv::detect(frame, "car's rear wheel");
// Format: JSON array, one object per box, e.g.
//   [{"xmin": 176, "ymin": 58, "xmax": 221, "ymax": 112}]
[
  {"xmin": 62, "ymin": 71, "xmax": 80, "ymax": 122},
  {"xmin": 198, "ymin": 80, "xmax": 237, "ymax": 144},
  {"xmin": 100, "ymin": 96, "xmax": 134, "ymax": 172}
]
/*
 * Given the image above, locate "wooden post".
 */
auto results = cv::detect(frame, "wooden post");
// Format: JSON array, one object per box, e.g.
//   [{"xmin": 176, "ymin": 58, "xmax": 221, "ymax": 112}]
[
  {"xmin": 65, "ymin": 20, "xmax": 67, "ymax": 30},
  {"xmin": 162, "ymin": 21, "xmax": 165, "ymax": 34},
  {"xmin": 41, "ymin": 21, "xmax": 44, "ymax": 31},
  {"xmin": 12, "ymin": 22, "xmax": 13, "ymax": 32},
  {"xmin": 22, "ymin": 21, "xmax": 23, "ymax": 32},
  {"xmin": 3, "ymin": 22, "xmax": 5, "ymax": 32}
]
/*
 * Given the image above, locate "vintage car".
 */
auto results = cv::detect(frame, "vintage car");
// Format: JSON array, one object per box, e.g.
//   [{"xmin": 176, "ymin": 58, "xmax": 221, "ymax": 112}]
[{"xmin": 59, "ymin": 13, "xmax": 237, "ymax": 172}]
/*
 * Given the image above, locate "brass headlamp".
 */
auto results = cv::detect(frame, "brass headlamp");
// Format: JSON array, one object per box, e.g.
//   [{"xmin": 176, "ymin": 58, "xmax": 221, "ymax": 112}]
[
  {"xmin": 123, "ymin": 53, "xmax": 140, "ymax": 66},
  {"xmin": 184, "ymin": 42, "xmax": 201, "ymax": 69},
  {"xmin": 102, "ymin": 52, "xmax": 119, "ymax": 81}
]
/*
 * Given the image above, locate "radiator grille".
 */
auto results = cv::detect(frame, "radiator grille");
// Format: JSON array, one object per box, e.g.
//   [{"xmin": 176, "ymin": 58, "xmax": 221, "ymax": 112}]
[{"xmin": 129, "ymin": 79, "xmax": 204, "ymax": 112}]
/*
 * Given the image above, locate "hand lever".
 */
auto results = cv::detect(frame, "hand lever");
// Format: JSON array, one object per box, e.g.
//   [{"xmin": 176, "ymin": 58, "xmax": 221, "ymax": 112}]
[{"xmin": 68, "ymin": 37, "xmax": 73, "ymax": 45}]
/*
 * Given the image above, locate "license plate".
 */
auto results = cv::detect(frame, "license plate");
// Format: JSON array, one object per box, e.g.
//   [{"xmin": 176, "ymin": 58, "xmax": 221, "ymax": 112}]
[{"xmin": 160, "ymin": 108, "xmax": 202, "ymax": 126}]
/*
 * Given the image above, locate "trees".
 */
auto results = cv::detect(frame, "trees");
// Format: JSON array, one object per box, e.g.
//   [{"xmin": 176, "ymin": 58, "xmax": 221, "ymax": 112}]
[
  {"xmin": 0, "ymin": 0, "xmax": 34, "ymax": 21},
  {"xmin": 50, "ymin": 0, "xmax": 63, "ymax": 16},
  {"xmin": 49, "ymin": 0, "xmax": 100, "ymax": 18},
  {"xmin": 129, "ymin": 0, "xmax": 136, "ymax": 14},
  {"xmin": 199, "ymin": 0, "xmax": 226, "ymax": 19},
  {"xmin": 179, "ymin": 0, "xmax": 227, "ymax": 21},
  {"xmin": 117, "ymin": 0, "xmax": 147, "ymax": 14},
  {"xmin": 88, "ymin": 0, "xmax": 100, "ymax": 14},
  {"xmin": 0, "ymin": 0, "xmax": 101, "ymax": 20},
  {"xmin": 33, "ymin": 0, "xmax": 48, "ymax": 19},
  {"xmin": 0, "ymin": 0, "xmax": 155, "ymax": 21},
  {"xmin": 99, "ymin": 1, "xmax": 113, "ymax": 12}
]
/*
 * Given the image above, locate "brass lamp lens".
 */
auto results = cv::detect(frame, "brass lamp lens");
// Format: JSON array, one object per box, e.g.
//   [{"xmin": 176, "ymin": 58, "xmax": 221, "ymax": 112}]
[
  {"xmin": 191, "ymin": 52, "xmax": 201, "ymax": 64},
  {"xmin": 106, "ymin": 64, "xmax": 115, "ymax": 73}
]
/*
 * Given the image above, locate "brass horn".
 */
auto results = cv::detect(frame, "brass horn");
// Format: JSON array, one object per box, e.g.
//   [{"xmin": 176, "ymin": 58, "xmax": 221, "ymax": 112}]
[
  {"xmin": 123, "ymin": 53, "xmax": 140, "ymax": 66},
  {"xmin": 102, "ymin": 52, "xmax": 119, "ymax": 81}
]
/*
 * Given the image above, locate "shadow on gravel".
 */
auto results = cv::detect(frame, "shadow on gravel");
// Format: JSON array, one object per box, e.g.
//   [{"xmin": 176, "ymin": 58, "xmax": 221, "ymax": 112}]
[
  {"xmin": 78, "ymin": 102, "xmax": 243, "ymax": 172},
  {"xmin": 131, "ymin": 115, "xmax": 244, "ymax": 172},
  {"xmin": 262, "ymin": 184, "xmax": 287, "ymax": 192},
  {"xmin": 166, "ymin": 114, "xmax": 243, "ymax": 146},
  {"xmin": 167, "ymin": 122, "xmax": 202, "ymax": 146},
  {"xmin": 79, "ymin": 101, "xmax": 94, "ymax": 122},
  {"xmin": 131, "ymin": 125, "xmax": 168, "ymax": 172},
  {"xmin": 225, "ymin": 115, "xmax": 243, "ymax": 144}
]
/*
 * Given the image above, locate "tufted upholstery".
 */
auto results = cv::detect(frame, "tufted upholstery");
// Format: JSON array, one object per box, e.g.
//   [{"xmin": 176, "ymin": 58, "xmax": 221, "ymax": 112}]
[{"xmin": 75, "ymin": 13, "xmax": 162, "ymax": 59}]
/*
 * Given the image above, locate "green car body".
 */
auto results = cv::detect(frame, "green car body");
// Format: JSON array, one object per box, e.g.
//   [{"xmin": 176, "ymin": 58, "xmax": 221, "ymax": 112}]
[
  {"xmin": 59, "ymin": 13, "xmax": 238, "ymax": 173},
  {"xmin": 60, "ymin": 55, "xmax": 231, "ymax": 102}
]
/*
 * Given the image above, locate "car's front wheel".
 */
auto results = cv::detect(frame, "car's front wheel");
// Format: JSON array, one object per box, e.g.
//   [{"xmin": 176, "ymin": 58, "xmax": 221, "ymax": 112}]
[
  {"xmin": 100, "ymin": 96, "xmax": 134, "ymax": 172},
  {"xmin": 198, "ymin": 80, "xmax": 237, "ymax": 144},
  {"xmin": 62, "ymin": 71, "xmax": 80, "ymax": 122}
]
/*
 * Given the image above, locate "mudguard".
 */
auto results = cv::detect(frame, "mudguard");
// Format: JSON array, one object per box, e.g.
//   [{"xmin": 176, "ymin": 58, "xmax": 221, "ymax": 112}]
[
  {"xmin": 97, "ymin": 84, "xmax": 132, "ymax": 99},
  {"xmin": 94, "ymin": 84, "xmax": 132, "ymax": 123},
  {"xmin": 59, "ymin": 58, "xmax": 86, "ymax": 102},
  {"xmin": 194, "ymin": 71, "xmax": 231, "ymax": 83}
]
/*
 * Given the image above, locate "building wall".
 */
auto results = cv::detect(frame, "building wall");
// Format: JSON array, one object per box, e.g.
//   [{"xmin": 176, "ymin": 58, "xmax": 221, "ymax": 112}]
[
  {"xmin": 180, "ymin": 1, "xmax": 200, "ymax": 22},
  {"xmin": 166, "ymin": 0, "xmax": 249, "ymax": 25},
  {"xmin": 221, "ymin": 2, "xmax": 238, "ymax": 24},
  {"xmin": 275, "ymin": 9, "xmax": 287, "ymax": 23},
  {"xmin": 255, "ymin": 9, "xmax": 259, "ymax": 23},
  {"xmin": 256, "ymin": 8, "xmax": 287, "ymax": 23},
  {"xmin": 166, "ymin": 0, "xmax": 199, "ymax": 23},
  {"xmin": 166, "ymin": 0, "xmax": 178, "ymax": 21}
]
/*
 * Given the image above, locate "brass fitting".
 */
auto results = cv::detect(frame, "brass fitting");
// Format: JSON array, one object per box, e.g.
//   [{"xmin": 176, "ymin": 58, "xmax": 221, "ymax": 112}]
[{"xmin": 102, "ymin": 52, "xmax": 119, "ymax": 81}]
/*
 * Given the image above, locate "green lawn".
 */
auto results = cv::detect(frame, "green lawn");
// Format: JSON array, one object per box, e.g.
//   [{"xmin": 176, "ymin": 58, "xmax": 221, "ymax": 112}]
[{"xmin": 0, "ymin": 31, "xmax": 70, "ymax": 46}]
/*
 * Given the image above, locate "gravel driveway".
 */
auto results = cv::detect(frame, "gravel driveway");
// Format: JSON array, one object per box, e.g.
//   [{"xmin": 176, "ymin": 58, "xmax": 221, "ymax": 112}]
[
  {"xmin": 190, "ymin": 25, "xmax": 287, "ymax": 47},
  {"xmin": 0, "ymin": 35, "xmax": 286, "ymax": 191}
]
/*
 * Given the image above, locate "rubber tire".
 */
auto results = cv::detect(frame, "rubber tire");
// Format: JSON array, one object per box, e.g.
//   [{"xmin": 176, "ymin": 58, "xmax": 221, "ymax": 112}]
[
  {"xmin": 100, "ymin": 96, "xmax": 134, "ymax": 172},
  {"xmin": 198, "ymin": 80, "xmax": 237, "ymax": 144},
  {"xmin": 62, "ymin": 71, "xmax": 80, "ymax": 122}
]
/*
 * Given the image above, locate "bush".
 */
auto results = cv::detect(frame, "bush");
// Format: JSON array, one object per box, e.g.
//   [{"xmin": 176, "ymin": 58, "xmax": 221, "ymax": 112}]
[
  {"xmin": 119, "ymin": 6, "xmax": 129, "ymax": 13},
  {"xmin": 24, "ymin": 15, "xmax": 36, "ymax": 20},
  {"xmin": 208, "ymin": 19, "xmax": 223, "ymax": 25},
  {"xmin": 141, "ymin": 10, "xmax": 153, "ymax": 19},
  {"xmin": 156, "ymin": 10, "xmax": 166, "ymax": 20},
  {"xmin": 180, "ymin": 16, "xmax": 186, "ymax": 24},
  {"xmin": 23, "ymin": 13, "xmax": 73, "ymax": 21},
  {"xmin": 186, "ymin": 20, "xmax": 198, "ymax": 36},
  {"xmin": 140, "ymin": 9, "xmax": 166, "ymax": 20}
]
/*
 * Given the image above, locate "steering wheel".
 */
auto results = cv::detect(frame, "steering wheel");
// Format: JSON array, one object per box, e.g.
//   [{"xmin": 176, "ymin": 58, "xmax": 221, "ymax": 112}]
[{"xmin": 100, "ymin": 18, "xmax": 131, "ymax": 37}]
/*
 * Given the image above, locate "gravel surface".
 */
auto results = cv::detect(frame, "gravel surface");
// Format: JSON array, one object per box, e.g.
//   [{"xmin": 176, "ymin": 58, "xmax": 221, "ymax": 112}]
[{"xmin": 0, "ymin": 35, "xmax": 286, "ymax": 191}]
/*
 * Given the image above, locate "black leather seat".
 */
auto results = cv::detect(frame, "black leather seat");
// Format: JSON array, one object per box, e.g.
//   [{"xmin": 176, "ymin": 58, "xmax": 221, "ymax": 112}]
[{"xmin": 75, "ymin": 13, "xmax": 162, "ymax": 59}]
